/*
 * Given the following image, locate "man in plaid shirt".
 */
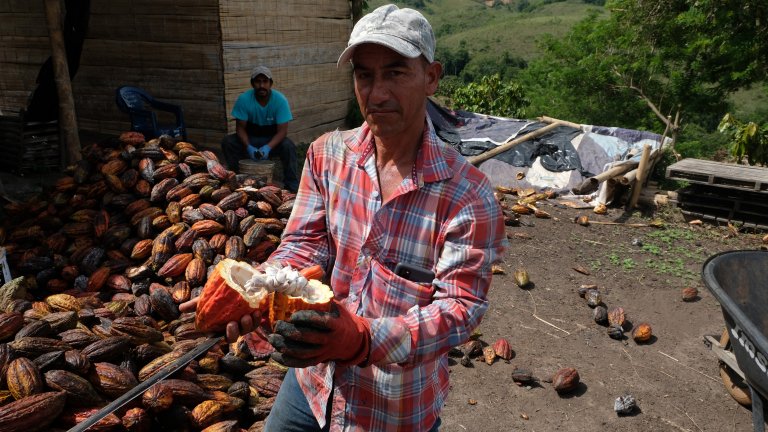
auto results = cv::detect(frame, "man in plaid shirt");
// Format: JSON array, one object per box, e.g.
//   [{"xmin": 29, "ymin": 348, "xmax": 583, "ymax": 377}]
[{"xmin": 189, "ymin": 4, "xmax": 507, "ymax": 430}]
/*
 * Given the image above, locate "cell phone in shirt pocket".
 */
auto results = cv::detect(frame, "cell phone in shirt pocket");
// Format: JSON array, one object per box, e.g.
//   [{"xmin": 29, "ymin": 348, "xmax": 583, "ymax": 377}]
[{"xmin": 394, "ymin": 262, "xmax": 435, "ymax": 284}]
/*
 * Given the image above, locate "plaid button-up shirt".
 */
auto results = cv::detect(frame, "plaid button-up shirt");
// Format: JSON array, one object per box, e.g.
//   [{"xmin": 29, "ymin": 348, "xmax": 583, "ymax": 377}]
[{"xmin": 270, "ymin": 117, "xmax": 507, "ymax": 431}]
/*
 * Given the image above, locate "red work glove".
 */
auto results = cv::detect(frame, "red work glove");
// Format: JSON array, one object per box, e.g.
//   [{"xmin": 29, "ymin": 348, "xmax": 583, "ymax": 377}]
[{"xmin": 268, "ymin": 299, "xmax": 371, "ymax": 368}]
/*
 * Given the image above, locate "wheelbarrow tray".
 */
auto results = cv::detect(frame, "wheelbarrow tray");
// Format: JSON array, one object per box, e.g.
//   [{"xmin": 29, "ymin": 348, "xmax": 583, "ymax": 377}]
[{"xmin": 703, "ymin": 250, "xmax": 768, "ymax": 429}]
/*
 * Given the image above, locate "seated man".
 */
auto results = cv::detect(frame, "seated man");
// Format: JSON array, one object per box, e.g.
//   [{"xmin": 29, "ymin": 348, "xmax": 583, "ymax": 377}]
[{"xmin": 221, "ymin": 65, "xmax": 299, "ymax": 192}]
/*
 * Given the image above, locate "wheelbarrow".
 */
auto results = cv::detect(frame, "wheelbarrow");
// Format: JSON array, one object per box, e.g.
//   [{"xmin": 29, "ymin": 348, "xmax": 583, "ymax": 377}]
[{"xmin": 703, "ymin": 250, "xmax": 768, "ymax": 432}]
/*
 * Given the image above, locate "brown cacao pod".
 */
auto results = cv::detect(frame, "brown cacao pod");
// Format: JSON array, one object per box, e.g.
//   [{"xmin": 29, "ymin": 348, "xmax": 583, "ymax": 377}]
[
  {"xmin": 0, "ymin": 312, "xmax": 24, "ymax": 341},
  {"xmin": 552, "ymin": 367, "xmax": 580, "ymax": 393},
  {"xmin": 44, "ymin": 369, "xmax": 103, "ymax": 406},
  {"xmin": 14, "ymin": 320, "xmax": 53, "ymax": 340},
  {"xmin": 217, "ymin": 191, "xmax": 248, "ymax": 211},
  {"xmin": 174, "ymin": 228, "xmax": 199, "ymax": 252},
  {"xmin": 142, "ymin": 383, "xmax": 174, "ymax": 412},
  {"xmin": 149, "ymin": 285, "xmax": 180, "ymax": 322},
  {"xmin": 195, "ymin": 373, "xmax": 233, "ymax": 392},
  {"xmin": 89, "ymin": 361, "xmax": 138, "ymax": 398},
  {"xmin": 632, "ymin": 322, "xmax": 653, "ymax": 343},
  {"xmin": 7, "ymin": 357, "xmax": 44, "ymax": 399},
  {"xmin": 110, "ymin": 317, "xmax": 164, "ymax": 345},
  {"xmin": 593, "ymin": 304, "xmax": 608, "ymax": 325},
  {"xmin": 86, "ymin": 266, "xmax": 112, "ymax": 292},
  {"xmin": 58, "ymin": 407, "xmax": 122, "ymax": 431},
  {"xmin": 511, "ymin": 368, "xmax": 536, "ymax": 385},
  {"xmin": 64, "ymin": 349, "xmax": 91, "ymax": 376},
  {"xmin": 81, "ymin": 336, "xmax": 131, "ymax": 363},
  {"xmin": 202, "ymin": 419, "xmax": 240, "ymax": 432},
  {"xmin": 44, "ymin": 293, "xmax": 81, "ymax": 312},
  {"xmin": 192, "ymin": 220, "xmax": 224, "ymax": 237},
  {"xmin": 190, "ymin": 400, "xmax": 224, "ymax": 429},
  {"xmin": 682, "ymin": 287, "xmax": 699, "ymax": 302},
  {"xmin": 122, "ymin": 407, "xmax": 151, "ymax": 432},
  {"xmin": 157, "ymin": 253, "xmax": 194, "ymax": 278},
  {"xmin": 607, "ymin": 306, "xmax": 626, "ymax": 328},
  {"xmin": 59, "ymin": 328, "xmax": 100, "ymax": 349},
  {"xmin": 139, "ymin": 350, "xmax": 186, "ymax": 382},
  {"xmin": 0, "ymin": 391, "xmax": 66, "ymax": 432},
  {"xmin": 224, "ymin": 236, "xmax": 245, "ymax": 260},
  {"xmin": 185, "ymin": 257, "xmax": 206, "ymax": 287},
  {"xmin": 10, "ymin": 337, "xmax": 71, "ymax": 358},
  {"xmin": 608, "ymin": 324, "xmax": 624, "ymax": 340}
]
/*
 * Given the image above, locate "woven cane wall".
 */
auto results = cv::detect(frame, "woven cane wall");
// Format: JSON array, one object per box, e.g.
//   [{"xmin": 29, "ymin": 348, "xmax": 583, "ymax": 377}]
[
  {"xmin": 0, "ymin": 1, "xmax": 51, "ymax": 114},
  {"xmin": 219, "ymin": 0, "xmax": 354, "ymax": 146},
  {"xmin": 0, "ymin": 0, "xmax": 354, "ymax": 151}
]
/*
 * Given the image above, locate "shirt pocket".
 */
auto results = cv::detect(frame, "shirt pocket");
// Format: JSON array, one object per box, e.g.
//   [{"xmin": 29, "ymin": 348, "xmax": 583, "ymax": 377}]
[{"xmin": 367, "ymin": 259, "xmax": 435, "ymax": 318}]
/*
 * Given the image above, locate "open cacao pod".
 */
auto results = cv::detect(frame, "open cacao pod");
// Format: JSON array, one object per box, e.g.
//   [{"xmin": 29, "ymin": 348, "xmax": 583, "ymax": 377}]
[{"xmin": 195, "ymin": 259, "xmax": 332, "ymax": 332}]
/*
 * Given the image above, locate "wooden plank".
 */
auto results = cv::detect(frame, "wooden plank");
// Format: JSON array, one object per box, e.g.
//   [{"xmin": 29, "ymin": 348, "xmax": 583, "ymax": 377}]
[{"xmin": 666, "ymin": 158, "xmax": 768, "ymax": 192}]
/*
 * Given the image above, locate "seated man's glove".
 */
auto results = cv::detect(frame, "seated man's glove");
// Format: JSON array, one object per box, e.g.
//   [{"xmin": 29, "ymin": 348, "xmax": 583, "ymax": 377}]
[
  {"xmin": 257, "ymin": 144, "xmax": 271, "ymax": 160},
  {"xmin": 246, "ymin": 143, "xmax": 260, "ymax": 160},
  {"xmin": 268, "ymin": 300, "xmax": 371, "ymax": 368}
]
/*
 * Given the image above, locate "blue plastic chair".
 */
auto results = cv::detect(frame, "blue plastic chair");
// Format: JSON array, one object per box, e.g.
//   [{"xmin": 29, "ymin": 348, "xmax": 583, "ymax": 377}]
[{"xmin": 115, "ymin": 86, "xmax": 187, "ymax": 140}]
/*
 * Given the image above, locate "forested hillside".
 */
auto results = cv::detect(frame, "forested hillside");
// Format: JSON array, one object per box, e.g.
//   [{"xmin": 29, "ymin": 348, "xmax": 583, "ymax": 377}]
[{"xmin": 363, "ymin": 0, "xmax": 768, "ymax": 166}]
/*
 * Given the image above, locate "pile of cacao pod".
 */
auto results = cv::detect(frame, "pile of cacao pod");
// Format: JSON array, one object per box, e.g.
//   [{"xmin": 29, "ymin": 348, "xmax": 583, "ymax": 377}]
[
  {"xmin": 493, "ymin": 186, "xmax": 556, "ymax": 226},
  {"xmin": 0, "ymin": 132, "xmax": 296, "ymax": 431}
]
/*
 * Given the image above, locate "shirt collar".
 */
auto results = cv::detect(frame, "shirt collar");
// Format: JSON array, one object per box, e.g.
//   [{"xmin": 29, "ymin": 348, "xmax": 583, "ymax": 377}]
[{"xmin": 347, "ymin": 115, "xmax": 453, "ymax": 185}]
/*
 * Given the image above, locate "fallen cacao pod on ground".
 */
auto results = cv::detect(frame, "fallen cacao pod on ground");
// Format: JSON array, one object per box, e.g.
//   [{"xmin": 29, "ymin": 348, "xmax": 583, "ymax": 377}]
[{"xmin": 552, "ymin": 367, "xmax": 580, "ymax": 394}]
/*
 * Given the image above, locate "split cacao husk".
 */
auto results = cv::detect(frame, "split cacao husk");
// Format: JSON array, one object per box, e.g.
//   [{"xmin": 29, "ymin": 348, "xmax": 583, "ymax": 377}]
[{"xmin": 492, "ymin": 338, "xmax": 512, "ymax": 360}]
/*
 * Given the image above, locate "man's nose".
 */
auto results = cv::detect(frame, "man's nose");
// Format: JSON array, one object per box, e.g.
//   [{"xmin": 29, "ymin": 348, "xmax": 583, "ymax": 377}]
[{"xmin": 368, "ymin": 76, "xmax": 390, "ymax": 102}]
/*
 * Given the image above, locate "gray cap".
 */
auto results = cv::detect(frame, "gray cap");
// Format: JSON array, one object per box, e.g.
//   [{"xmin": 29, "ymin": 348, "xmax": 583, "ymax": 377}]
[
  {"xmin": 337, "ymin": 4, "xmax": 435, "ymax": 66},
  {"xmin": 250, "ymin": 65, "xmax": 273, "ymax": 81}
]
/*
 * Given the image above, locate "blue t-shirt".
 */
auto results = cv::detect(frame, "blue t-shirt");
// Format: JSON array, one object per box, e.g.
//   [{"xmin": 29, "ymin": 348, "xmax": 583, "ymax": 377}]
[{"xmin": 231, "ymin": 89, "xmax": 293, "ymax": 127}]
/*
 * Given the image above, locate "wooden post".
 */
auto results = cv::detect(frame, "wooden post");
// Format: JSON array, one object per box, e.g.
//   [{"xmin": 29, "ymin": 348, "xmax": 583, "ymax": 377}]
[
  {"xmin": 537, "ymin": 115, "xmax": 583, "ymax": 130},
  {"xmin": 628, "ymin": 144, "xmax": 651, "ymax": 209},
  {"xmin": 571, "ymin": 162, "xmax": 637, "ymax": 195},
  {"xmin": 44, "ymin": 0, "xmax": 81, "ymax": 165}
]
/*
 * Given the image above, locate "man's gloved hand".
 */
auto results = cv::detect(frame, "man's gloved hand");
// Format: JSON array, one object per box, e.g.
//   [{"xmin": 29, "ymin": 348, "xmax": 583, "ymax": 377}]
[
  {"xmin": 257, "ymin": 144, "xmax": 271, "ymax": 160},
  {"xmin": 246, "ymin": 143, "xmax": 260, "ymax": 160},
  {"xmin": 268, "ymin": 300, "xmax": 371, "ymax": 368}
]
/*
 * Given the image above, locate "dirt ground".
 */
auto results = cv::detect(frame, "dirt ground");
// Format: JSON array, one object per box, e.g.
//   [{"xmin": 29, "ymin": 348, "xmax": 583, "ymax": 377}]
[{"xmin": 439, "ymin": 198, "xmax": 766, "ymax": 432}]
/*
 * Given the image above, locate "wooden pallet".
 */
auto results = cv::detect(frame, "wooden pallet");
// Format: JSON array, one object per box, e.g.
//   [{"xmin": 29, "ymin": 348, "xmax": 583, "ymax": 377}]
[
  {"xmin": 666, "ymin": 158, "xmax": 768, "ymax": 193},
  {"xmin": 670, "ymin": 184, "xmax": 768, "ymax": 229}
]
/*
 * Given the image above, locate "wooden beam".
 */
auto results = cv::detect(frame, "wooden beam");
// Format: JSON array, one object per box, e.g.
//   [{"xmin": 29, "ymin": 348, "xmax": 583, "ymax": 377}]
[
  {"xmin": 44, "ymin": 0, "xmax": 81, "ymax": 165},
  {"xmin": 629, "ymin": 144, "xmax": 652, "ymax": 208},
  {"xmin": 468, "ymin": 122, "xmax": 564, "ymax": 165}
]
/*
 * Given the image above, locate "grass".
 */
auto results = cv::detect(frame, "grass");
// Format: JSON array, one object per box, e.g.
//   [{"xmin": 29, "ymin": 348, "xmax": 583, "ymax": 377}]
[
  {"xmin": 589, "ymin": 226, "xmax": 707, "ymax": 282},
  {"xmin": 367, "ymin": 0, "xmax": 604, "ymax": 61}
]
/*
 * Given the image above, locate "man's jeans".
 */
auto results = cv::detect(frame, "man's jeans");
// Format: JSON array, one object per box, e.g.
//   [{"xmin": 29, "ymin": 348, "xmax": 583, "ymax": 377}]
[
  {"xmin": 264, "ymin": 368, "xmax": 442, "ymax": 431},
  {"xmin": 220, "ymin": 133, "xmax": 299, "ymax": 192}
]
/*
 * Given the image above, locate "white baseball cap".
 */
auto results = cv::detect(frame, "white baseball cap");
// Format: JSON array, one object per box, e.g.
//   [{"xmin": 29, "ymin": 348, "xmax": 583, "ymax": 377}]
[{"xmin": 337, "ymin": 4, "xmax": 435, "ymax": 66}]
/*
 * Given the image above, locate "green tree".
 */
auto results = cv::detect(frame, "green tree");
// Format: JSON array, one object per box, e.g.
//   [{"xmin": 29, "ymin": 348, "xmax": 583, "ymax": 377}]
[
  {"xmin": 450, "ymin": 74, "xmax": 529, "ymax": 118},
  {"xmin": 718, "ymin": 113, "xmax": 768, "ymax": 166},
  {"xmin": 521, "ymin": 0, "xmax": 768, "ymax": 140}
]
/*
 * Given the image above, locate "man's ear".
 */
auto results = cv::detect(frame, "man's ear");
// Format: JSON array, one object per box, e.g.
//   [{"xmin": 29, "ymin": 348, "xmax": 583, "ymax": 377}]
[{"xmin": 425, "ymin": 61, "xmax": 443, "ymax": 96}]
